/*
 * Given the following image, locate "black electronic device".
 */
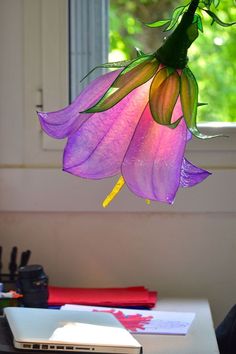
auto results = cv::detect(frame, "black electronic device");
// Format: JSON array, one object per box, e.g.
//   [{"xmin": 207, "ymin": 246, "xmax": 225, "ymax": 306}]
[{"xmin": 17, "ymin": 264, "xmax": 49, "ymax": 308}]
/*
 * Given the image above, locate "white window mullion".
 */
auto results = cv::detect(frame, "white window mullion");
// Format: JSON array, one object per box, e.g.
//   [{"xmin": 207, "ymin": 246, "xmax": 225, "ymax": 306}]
[{"xmin": 69, "ymin": 0, "xmax": 109, "ymax": 100}]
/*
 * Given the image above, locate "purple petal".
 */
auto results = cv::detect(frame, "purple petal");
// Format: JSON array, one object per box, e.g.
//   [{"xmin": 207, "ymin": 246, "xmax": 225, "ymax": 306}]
[
  {"xmin": 37, "ymin": 70, "xmax": 121, "ymax": 139},
  {"xmin": 122, "ymin": 100, "xmax": 187, "ymax": 204},
  {"xmin": 180, "ymin": 158, "xmax": 211, "ymax": 187},
  {"xmin": 187, "ymin": 129, "xmax": 192, "ymax": 141},
  {"xmin": 63, "ymin": 80, "xmax": 151, "ymax": 179}
]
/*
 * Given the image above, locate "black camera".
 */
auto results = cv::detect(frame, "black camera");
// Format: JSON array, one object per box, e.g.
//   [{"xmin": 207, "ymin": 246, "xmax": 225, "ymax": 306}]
[{"xmin": 17, "ymin": 264, "xmax": 49, "ymax": 308}]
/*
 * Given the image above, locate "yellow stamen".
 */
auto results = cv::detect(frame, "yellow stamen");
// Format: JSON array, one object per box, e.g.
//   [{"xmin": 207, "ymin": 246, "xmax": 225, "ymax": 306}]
[
  {"xmin": 102, "ymin": 176, "xmax": 125, "ymax": 208},
  {"xmin": 145, "ymin": 199, "xmax": 151, "ymax": 205}
]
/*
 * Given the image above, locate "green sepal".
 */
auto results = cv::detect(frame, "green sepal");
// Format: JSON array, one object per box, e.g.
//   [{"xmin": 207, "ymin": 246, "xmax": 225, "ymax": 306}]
[
  {"xmin": 165, "ymin": 5, "xmax": 187, "ymax": 31},
  {"xmin": 150, "ymin": 67, "xmax": 181, "ymax": 128},
  {"xmin": 203, "ymin": 9, "xmax": 236, "ymax": 27},
  {"xmin": 144, "ymin": 19, "xmax": 170, "ymax": 28},
  {"xmin": 83, "ymin": 55, "xmax": 159, "ymax": 113},
  {"xmin": 180, "ymin": 67, "xmax": 198, "ymax": 137},
  {"xmin": 180, "ymin": 68, "xmax": 220, "ymax": 139},
  {"xmin": 166, "ymin": 116, "xmax": 183, "ymax": 129},
  {"xmin": 80, "ymin": 59, "xmax": 135, "ymax": 82},
  {"xmin": 198, "ymin": 102, "xmax": 208, "ymax": 107},
  {"xmin": 188, "ymin": 126, "xmax": 224, "ymax": 139}
]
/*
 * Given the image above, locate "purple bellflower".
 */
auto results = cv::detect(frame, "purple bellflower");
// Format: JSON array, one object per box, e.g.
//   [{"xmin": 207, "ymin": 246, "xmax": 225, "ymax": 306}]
[{"xmin": 38, "ymin": 0, "xmax": 228, "ymax": 207}]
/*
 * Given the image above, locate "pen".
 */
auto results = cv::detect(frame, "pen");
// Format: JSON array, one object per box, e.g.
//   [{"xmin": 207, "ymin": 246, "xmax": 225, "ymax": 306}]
[
  {"xmin": 19, "ymin": 250, "xmax": 31, "ymax": 268},
  {"xmin": 0, "ymin": 246, "xmax": 2, "ymax": 281},
  {"xmin": 24, "ymin": 250, "xmax": 31, "ymax": 266},
  {"xmin": 9, "ymin": 246, "xmax": 18, "ymax": 281}
]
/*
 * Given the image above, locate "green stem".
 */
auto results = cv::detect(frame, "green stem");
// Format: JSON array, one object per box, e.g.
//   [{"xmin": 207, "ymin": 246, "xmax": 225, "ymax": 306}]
[
  {"xmin": 188, "ymin": 0, "xmax": 200, "ymax": 15},
  {"xmin": 156, "ymin": 0, "xmax": 200, "ymax": 68}
]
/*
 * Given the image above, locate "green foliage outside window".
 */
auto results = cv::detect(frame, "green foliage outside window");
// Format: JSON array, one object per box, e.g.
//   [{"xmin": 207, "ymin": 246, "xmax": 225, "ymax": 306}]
[{"xmin": 109, "ymin": 0, "xmax": 236, "ymax": 123}]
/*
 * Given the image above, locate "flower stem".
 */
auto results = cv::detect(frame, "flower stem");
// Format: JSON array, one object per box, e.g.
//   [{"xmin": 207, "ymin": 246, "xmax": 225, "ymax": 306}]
[
  {"xmin": 188, "ymin": 0, "xmax": 200, "ymax": 16},
  {"xmin": 155, "ymin": 0, "xmax": 200, "ymax": 68}
]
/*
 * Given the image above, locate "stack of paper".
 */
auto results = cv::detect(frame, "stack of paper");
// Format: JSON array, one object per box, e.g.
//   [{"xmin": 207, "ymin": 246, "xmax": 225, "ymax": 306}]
[
  {"xmin": 61, "ymin": 304, "xmax": 195, "ymax": 335},
  {"xmin": 48, "ymin": 286, "xmax": 157, "ymax": 308}
]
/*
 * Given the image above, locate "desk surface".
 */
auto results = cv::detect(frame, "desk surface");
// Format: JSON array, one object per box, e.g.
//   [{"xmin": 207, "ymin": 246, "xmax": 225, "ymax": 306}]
[
  {"xmin": 0, "ymin": 298, "xmax": 219, "ymax": 354},
  {"xmin": 135, "ymin": 298, "xmax": 219, "ymax": 354}
]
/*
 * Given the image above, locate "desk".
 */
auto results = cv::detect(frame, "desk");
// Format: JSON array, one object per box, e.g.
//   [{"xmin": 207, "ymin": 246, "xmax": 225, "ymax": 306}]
[
  {"xmin": 135, "ymin": 298, "xmax": 219, "ymax": 354},
  {"xmin": 0, "ymin": 298, "xmax": 219, "ymax": 354}
]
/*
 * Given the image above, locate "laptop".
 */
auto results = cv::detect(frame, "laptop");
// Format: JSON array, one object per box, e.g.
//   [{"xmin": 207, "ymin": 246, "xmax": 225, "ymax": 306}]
[{"xmin": 4, "ymin": 307, "xmax": 142, "ymax": 353}]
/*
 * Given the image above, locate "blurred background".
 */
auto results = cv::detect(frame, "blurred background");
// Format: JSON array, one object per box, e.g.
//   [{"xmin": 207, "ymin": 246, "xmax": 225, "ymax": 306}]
[{"xmin": 109, "ymin": 0, "xmax": 236, "ymax": 123}]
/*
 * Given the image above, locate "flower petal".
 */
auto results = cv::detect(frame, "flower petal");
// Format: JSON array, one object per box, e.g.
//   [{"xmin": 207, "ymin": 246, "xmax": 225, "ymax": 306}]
[
  {"xmin": 122, "ymin": 100, "xmax": 187, "ymax": 204},
  {"xmin": 180, "ymin": 158, "xmax": 211, "ymax": 187},
  {"xmin": 150, "ymin": 67, "xmax": 180, "ymax": 127},
  {"xmin": 84, "ymin": 55, "xmax": 159, "ymax": 113},
  {"xmin": 37, "ymin": 69, "xmax": 121, "ymax": 139},
  {"xmin": 63, "ymin": 80, "xmax": 151, "ymax": 179}
]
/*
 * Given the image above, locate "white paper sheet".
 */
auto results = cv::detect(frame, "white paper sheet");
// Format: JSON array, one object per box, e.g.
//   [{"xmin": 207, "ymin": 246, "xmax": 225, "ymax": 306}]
[{"xmin": 61, "ymin": 304, "xmax": 195, "ymax": 335}]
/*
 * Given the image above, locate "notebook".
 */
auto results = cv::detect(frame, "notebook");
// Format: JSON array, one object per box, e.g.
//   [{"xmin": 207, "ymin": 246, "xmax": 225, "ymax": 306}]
[{"xmin": 4, "ymin": 307, "xmax": 142, "ymax": 353}]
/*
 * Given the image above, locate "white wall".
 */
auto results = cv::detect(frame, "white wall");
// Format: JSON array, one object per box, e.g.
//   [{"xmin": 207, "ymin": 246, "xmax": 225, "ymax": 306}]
[
  {"xmin": 0, "ymin": 0, "xmax": 236, "ymax": 328},
  {"xmin": 0, "ymin": 0, "xmax": 24, "ymax": 164}
]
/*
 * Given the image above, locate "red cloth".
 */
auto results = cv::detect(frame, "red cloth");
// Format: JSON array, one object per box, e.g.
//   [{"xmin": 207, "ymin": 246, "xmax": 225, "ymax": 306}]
[{"xmin": 48, "ymin": 286, "xmax": 157, "ymax": 308}]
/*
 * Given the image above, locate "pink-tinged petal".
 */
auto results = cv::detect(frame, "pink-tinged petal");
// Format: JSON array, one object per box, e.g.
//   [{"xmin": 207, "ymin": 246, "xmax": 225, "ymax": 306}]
[
  {"xmin": 37, "ymin": 70, "xmax": 122, "ymax": 139},
  {"xmin": 122, "ymin": 100, "xmax": 187, "ymax": 204},
  {"xmin": 63, "ymin": 80, "xmax": 151, "ymax": 179},
  {"xmin": 180, "ymin": 158, "xmax": 211, "ymax": 187}
]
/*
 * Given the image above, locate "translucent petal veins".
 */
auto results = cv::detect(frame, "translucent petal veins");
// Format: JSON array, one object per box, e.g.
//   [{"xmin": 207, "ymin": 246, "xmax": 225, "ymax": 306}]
[
  {"xmin": 150, "ymin": 67, "xmax": 180, "ymax": 127},
  {"xmin": 38, "ymin": 70, "xmax": 121, "ymax": 139},
  {"xmin": 180, "ymin": 68, "xmax": 220, "ymax": 139},
  {"xmin": 83, "ymin": 55, "xmax": 159, "ymax": 113},
  {"xmin": 122, "ymin": 102, "xmax": 187, "ymax": 204},
  {"xmin": 63, "ymin": 80, "xmax": 151, "ymax": 179}
]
